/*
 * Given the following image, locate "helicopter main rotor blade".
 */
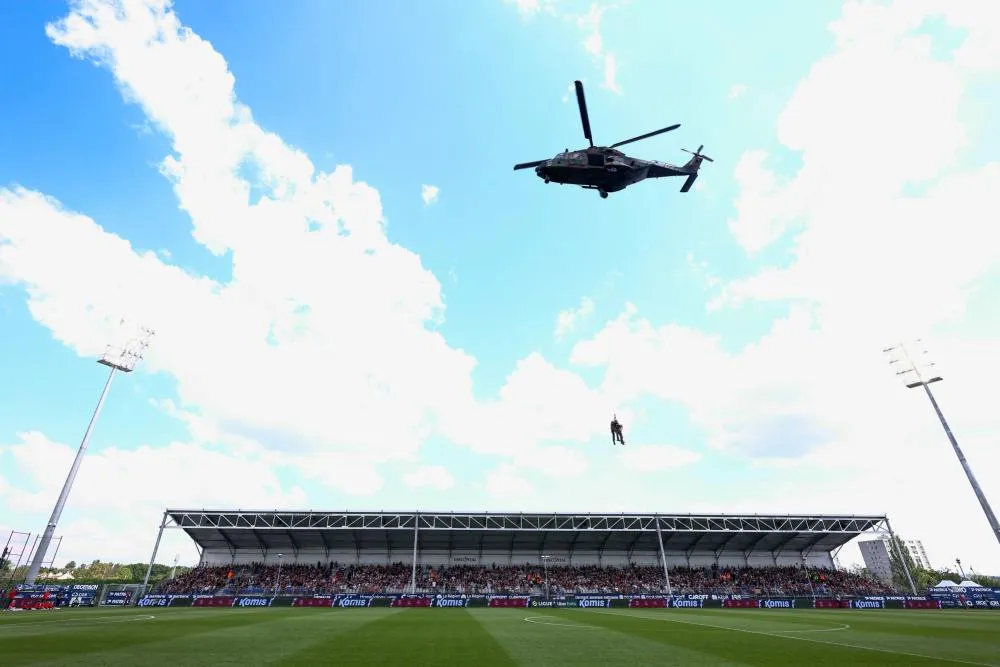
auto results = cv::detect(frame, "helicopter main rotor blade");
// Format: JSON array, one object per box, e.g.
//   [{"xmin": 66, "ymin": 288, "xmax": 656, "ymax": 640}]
[
  {"xmin": 574, "ymin": 80, "xmax": 594, "ymax": 147},
  {"xmin": 513, "ymin": 160, "xmax": 548, "ymax": 170},
  {"xmin": 610, "ymin": 124, "xmax": 681, "ymax": 149}
]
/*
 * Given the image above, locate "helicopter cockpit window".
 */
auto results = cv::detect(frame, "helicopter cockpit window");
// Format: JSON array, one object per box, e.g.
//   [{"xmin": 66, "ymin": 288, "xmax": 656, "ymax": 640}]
[{"xmin": 587, "ymin": 152, "xmax": 604, "ymax": 167}]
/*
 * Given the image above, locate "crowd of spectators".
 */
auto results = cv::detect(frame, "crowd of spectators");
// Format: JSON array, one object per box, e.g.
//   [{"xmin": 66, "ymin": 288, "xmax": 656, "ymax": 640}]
[{"xmin": 156, "ymin": 562, "xmax": 893, "ymax": 596}]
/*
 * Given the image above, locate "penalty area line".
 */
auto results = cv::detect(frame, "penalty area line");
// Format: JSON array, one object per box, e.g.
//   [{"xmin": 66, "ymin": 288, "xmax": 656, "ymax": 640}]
[{"xmin": 589, "ymin": 610, "xmax": 998, "ymax": 667}]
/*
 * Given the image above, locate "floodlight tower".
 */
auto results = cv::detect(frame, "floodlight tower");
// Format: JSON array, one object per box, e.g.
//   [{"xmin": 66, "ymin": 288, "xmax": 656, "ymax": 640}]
[
  {"xmin": 883, "ymin": 341, "xmax": 1000, "ymax": 549},
  {"xmin": 24, "ymin": 327, "xmax": 154, "ymax": 585}
]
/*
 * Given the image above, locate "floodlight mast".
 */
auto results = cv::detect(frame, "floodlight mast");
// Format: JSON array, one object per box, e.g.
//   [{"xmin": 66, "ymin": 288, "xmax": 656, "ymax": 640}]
[
  {"xmin": 24, "ymin": 327, "xmax": 154, "ymax": 585},
  {"xmin": 883, "ymin": 341, "xmax": 1000, "ymax": 550}
]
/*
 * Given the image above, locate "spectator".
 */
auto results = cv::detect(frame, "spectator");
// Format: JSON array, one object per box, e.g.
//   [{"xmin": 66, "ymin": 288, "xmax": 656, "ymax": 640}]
[{"xmin": 155, "ymin": 563, "xmax": 892, "ymax": 596}]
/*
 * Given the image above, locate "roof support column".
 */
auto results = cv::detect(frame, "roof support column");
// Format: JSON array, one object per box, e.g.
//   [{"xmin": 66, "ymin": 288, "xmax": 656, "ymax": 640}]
[
  {"xmin": 140, "ymin": 511, "xmax": 167, "ymax": 602},
  {"xmin": 410, "ymin": 513, "xmax": 419, "ymax": 594},
  {"xmin": 655, "ymin": 519, "xmax": 673, "ymax": 596}
]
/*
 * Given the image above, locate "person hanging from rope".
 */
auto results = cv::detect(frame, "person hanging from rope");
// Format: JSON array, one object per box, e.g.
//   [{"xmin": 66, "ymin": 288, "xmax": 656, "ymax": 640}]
[{"xmin": 610, "ymin": 414, "xmax": 625, "ymax": 446}]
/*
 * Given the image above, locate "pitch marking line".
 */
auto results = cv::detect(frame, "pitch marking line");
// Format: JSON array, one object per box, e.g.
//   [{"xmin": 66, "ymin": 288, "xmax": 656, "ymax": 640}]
[
  {"xmin": 769, "ymin": 623, "xmax": 851, "ymax": 633},
  {"xmin": 523, "ymin": 615, "xmax": 593, "ymax": 629},
  {"xmin": 523, "ymin": 614, "xmax": 848, "ymax": 634},
  {"xmin": 590, "ymin": 610, "xmax": 998, "ymax": 667},
  {"xmin": 0, "ymin": 614, "xmax": 156, "ymax": 629}
]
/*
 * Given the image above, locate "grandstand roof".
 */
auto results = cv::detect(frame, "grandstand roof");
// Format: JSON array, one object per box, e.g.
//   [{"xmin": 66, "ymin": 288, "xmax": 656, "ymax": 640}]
[{"xmin": 163, "ymin": 510, "xmax": 887, "ymax": 558}]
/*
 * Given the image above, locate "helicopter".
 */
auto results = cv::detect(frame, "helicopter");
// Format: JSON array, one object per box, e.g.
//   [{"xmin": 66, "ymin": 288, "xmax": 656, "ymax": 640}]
[{"xmin": 513, "ymin": 80, "xmax": 712, "ymax": 198}]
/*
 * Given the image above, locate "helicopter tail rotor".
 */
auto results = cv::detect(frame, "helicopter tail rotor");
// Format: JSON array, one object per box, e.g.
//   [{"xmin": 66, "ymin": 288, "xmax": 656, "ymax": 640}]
[
  {"xmin": 681, "ymin": 145, "xmax": 714, "ymax": 163},
  {"xmin": 679, "ymin": 145, "xmax": 712, "ymax": 193}
]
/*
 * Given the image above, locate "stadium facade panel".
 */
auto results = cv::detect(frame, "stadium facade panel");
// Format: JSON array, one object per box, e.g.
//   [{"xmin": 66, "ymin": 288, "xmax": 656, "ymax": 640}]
[{"xmin": 156, "ymin": 510, "xmax": 887, "ymax": 570}]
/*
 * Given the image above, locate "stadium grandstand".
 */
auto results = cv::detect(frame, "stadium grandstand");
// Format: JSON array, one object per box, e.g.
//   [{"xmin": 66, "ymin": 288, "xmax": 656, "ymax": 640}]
[{"xmin": 143, "ymin": 510, "xmax": 896, "ymax": 597}]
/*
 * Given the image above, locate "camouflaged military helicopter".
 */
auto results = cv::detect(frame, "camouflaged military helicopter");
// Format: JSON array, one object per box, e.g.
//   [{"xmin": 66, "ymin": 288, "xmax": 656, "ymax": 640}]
[{"xmin": 513, "ymin": 80, "xmax": 712, "ymax": 199}]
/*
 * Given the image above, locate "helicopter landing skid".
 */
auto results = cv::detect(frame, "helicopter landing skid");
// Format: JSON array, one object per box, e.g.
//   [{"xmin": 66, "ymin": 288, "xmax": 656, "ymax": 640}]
[{"xmin": 582, "ymin": 185, "xmax": 609, "ymax": 199}]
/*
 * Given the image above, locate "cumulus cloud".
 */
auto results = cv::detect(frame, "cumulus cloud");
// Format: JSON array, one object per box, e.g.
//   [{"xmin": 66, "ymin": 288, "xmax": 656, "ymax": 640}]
[
  {"xmin": 0, "ymin": 431, "xmax": 306, "ymax": 562},
  {"xmin": 0, "ymin": 0, "xmax": 462, "ymax": 470},
  {"xmin": 576, "ymin": 4, "xmax": 621, "ymax": 95},
  {"xmin": 567, "ymin": 0, "xmax": 1000, "ymax": 569},
  {"xmin": 403, "ymin": 465, "xmax": 455, "ymax": 491},
  {"xmin": 4, "ymin": 0, "xmax": 1000, "ymax": 574},
  {"xmin": 621, "ymin": 445, "xmax": 702, "ymax": 472},
  {"xmin": 506, "ymin": 0, "xmax": 621, "ymax": 94},
  {"xmin": 504, "ymin": 0, "xmax": 558, "ymax": 18},
  {"xmin": 485, "ymin": 464, "xmax": 533, "ymax": 501},
  {"xmin": 420, "ymin": 184, "xmax": 439, "ymax": 205},
  {"xmin": 554, "ymin": 296, "xmax": 595, "ymax": 341},
  {"xmin": 0, "ymin": 0, "xmax": 619, "ymax": 565}
]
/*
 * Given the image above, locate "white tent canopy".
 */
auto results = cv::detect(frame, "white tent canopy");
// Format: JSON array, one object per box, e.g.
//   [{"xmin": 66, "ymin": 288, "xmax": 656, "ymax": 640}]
[
  {"xmin": 935, "ymin": 580, "xmax": 960, "ymax": 587},
  {"xmin": 959, "ymin": 580, "xmax": 986, "ymax": 588}
]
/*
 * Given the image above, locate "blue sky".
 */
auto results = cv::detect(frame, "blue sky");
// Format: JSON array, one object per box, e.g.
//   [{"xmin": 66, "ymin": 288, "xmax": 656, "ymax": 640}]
[{"xmin": 2, "ymin": 0, "xmax": 999, "ymax": 575}]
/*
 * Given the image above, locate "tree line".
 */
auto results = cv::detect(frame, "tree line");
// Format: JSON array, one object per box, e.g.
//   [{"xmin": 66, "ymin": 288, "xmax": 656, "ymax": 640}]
[
  {"xmin": 884, "ymin": 535, "xmax": 1000, "ymax": 591},
  {"xmin": 1, "ymin": 552, "xmax": 189, "ymax": 586}
]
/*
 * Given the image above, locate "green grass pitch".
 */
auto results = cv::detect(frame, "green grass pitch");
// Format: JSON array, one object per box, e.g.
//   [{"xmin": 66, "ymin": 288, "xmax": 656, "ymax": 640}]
[{"xmin": 1, "ymin": 607, "xmax": 997, "ymax": 666}]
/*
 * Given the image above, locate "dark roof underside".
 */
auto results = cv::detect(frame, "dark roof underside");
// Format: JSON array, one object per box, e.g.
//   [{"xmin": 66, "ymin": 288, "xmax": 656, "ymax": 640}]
[{"xmin": 165, "ymin": 511, "xmax": 886, "ymax": 556}]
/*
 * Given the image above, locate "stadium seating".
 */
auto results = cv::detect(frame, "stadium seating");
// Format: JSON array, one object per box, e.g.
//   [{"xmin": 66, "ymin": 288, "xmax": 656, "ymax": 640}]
[{"xmin": 155, "ymin": 563, "xmax": 893, "ymax": 596}]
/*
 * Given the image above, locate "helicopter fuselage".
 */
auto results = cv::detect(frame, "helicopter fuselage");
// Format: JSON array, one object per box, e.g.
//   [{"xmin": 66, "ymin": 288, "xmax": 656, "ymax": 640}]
[
  {"xmin": 512, "ymin": 81, "xmax": 711, "ymax": 198},
  {"xmin": 533, "ymin": 147, "xmax": 695, "ymax": 197}
]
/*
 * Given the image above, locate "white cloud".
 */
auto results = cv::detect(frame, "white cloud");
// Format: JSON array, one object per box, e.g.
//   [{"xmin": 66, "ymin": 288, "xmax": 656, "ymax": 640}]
[
  {"xmin": 621, "ymin": 445, "xmax": 702, "ymax": 472},
  {"xmin": 512, "ymin": 445, "xmax": 589, "ymax": 478},
  {"xmin": 0, "ymin": 0, "xmax": 475, "ymax": 469},
  {"xmin": 566, "ymin": 0, "xmax": 1000, "ymax": 571},
  {"xmin": 403, "ymin": 465, "xmax": 455, "ymax": 491},
  {"xmin": 554, "ymin": 296, "xmax": 595, "ymax": 341},
  {"xmin": 420, "ymin": 184, "xmax": 439, "ymax": 206},
  {"xmin": 685, "ymin": 251, "xmax": 722, "ymax": 292},
  {"xmin": 506, "ymin": 1, "xmax": 621, "ymax": 95},
  {"xmin": 575, "ymin": 4, "xmax": 621, "ymax": 95},
  {"xmin": 601, "ymin": 52, "xmax": 620, "ymax": 95},
  {"xmin": 485, "ymin": 464, "xmax": 533, "ymax": 500},
  {"xmin": 0, "ymin": 0, "xmax": 615, "ymax": 526},
  {"xmin": 505, "ymin": 0, "xmax": 558, "ymax": 18},
  {"xmin": 440, "ymin": 352, "xmax": 612, "ymax": 459},
  {"xmin": 727, "ymin": 84, "xmax": 747, "ymax": 100},
  {"xmin": 0, "ymin": 431, "xmax": 305, "ymax": 562},
  {"xmin": 5, "ymin": 0, "xmax": 1000, "ymax": 575}
]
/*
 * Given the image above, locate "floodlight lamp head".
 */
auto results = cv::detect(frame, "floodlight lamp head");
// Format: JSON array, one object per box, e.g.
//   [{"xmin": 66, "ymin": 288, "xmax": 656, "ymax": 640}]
[
  {"xmin": 98, "ymin": 326, "xmax": 155, "ymax": 373},
  {"xmin": 882, "ymin": 340, "xmax": 942, "ymax": 389}
]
